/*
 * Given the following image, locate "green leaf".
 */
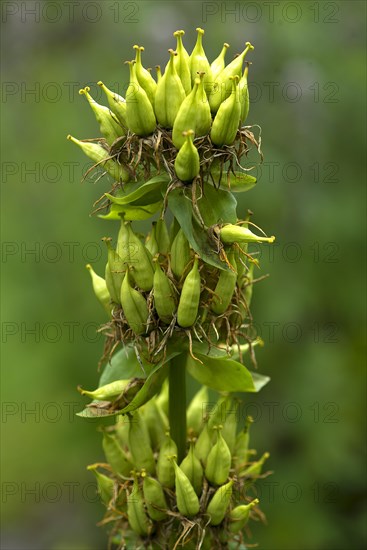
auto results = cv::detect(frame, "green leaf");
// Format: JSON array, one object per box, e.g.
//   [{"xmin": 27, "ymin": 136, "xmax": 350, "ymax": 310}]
[
  {"xmin": 196, "ymin": 182, "xmax": 237, "ymax": 226},
  {"xmin": 98, "ymin": 200, "xmax": 162, "ymax": 220},
  {"xmin": 186, "ymin": 353, "xmax": 256, "ymax": 393},
  {"xmin": 106, "ymin": 174, "xmax": 169, "ymax": 206},
  {"xmin": 98, "ymin": 346, "xmax": 148, "ymax": 387},
  {"xmin": 209, "ymin": 170, "xmax": 257, "ymax": 193},
  {"xmin": 168, "ymin": 187, "xmax": 229, "ymax": 270}
]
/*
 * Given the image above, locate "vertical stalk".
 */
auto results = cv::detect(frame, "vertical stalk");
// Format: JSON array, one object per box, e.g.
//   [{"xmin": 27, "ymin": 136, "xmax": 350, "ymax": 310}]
[{"xmin": 168, "ymin": 354, "xmax": 187, "ymax": 462}]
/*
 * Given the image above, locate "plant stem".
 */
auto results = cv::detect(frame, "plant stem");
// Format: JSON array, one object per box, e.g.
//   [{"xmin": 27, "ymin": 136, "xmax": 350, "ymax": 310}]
[{"xmin": 168, "ymin": 354, "xmax": 187, "ymax": 462}]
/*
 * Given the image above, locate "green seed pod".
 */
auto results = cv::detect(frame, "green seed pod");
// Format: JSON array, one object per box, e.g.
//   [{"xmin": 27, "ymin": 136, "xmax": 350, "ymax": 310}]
[
  {"xmin": 239, "ymin": 451, "xmax": 270, "ymax": 478},
  {"xmin": 228, "ymin": 498, "xmax": 259, "ymax": 533},
  {"xmin": 210, "ymin": 251, "xmax": 237, "ymax": 314},
  {"xmin": 171, "ymin": 456, "xmax": 200, "ymax": 517},
  {"xmin": 118, "ymin": 221, "xmax": 154, "ymax": 291},
  {"xmin": 206, "ymin": 479, "xmax": 233, "ymax": 525},
  {"xmin": 133, "ymin": 45, "xmax": 157, "ymax": 106},
  {"xmin": 209, "ymin": 42, "xmax": 254, "ymax": 113},
  {"xmin": 120, "ymin": 270, "xmax": 149, "ymax": 335},
  {"xmin": 128, "ymin": 411, "xmax": 155, "ymax": 474},
  {"xmin": 97, "ymin": 81, "xmax": 127, "ymax": 127},
  {"xmin": 142, "ymin": 471, "xmax": 168, "ymax": 522},
  {"xmin": 170, "ymin": 228, "xmax": 191, "ymax": 280},
  {"xmin": 125, "ymin": 60, "xmax": 156, "ymax": 136},
  {"xmin": 67, "ymin": 135, "xmax": 129, "ymax": 182},
  {"xmin": 239, "ymin": 63, "xmax": 250, "ymax": 125},
  {"xmin": 174, "ymin": 130, "xmax": 200, "ymax": 182},
  {"xmin": 127, "ymin": 475, "xmax": 152, "ymax": 536},
  {"xmin": 153, "ymin": 261, "xmax": 177, "ymax": 323},
  {"xmin": 157, "ymin": 433, "xmax": 178, "ymax": 488},
  {"xmin": 86, "ymin": 264, "xmax": 111, "ymax": 316},
  {"xmin": 102, "ymin": 432, "xmax": 133, "ymax": 477},
  {"xmin": 79, "ymin": 379, "xmax": 128, "ymax": 401},
  {"xmin": 233, "ymin": 417, "xmax": 253, "ymax": 471},
  {"xmin": 189, "ymin": 27, "xmax": 213, "ymax": 94},
  {"xmin": 207, "ymin": 395, "xmax": 230, "ymax": 433},
  {"xmin": 103, "ymin": 237, "xmax": 124, "ymax": 304},
  {"xmin": 220, "ymin": 224, "xmax": 276, "ymax": 244},
  {"xmin": 205, "ymin": 426, "xmax": 232, "ymax": 485},
  {"xmin": 194, "ymin": 423, "xmax": 212, "ymax": 465},
  {"xmin": 155, "ymin": 218, "xmax": 170, "ymax": 255},
  {"xmin": 221, "ymin": 398, "xmax": 239, "ymax": 455},
  {"xmin": 180, "ymin": 441, "xmax": 203, "ymax": 496},
  {"xmin": 140, "ymin": 397, "xmax": 167, "ymax": 450},
  {"xmin": 79, "ymin": 87, "xmax": 123, "ymax": 145},
  {"xmin": 87, "ymin": 465, "xmax": 114, "ymax": 507},
  {"xmin": 172, "ymin": 74, "xmax": 211, "ymax": 149},
  {"xmin": 209, "ymin": 169, "xmax": 257, "ymax": 193},
  {"xmin": 210, "ymin": 42, "xmax": 230, "ymax": 80},
  {"xmin": 145, "ymin": 223, "xmax": 159, "ymax": 257},
  {"xmin": 173, "ymin": 30, "xmax": 191, "ymax": 95},
  {"xmin": 116, "ymin": 415, "xmax": 130, "ymax": 450},
  {"xmin": 187, "ymin": 385, "xmax": 209, "ymax": 434},
  {"xmin": 155, "ymin": 49, "xmax": 186, "ymax": 128},
  {"xmin": 210, "ymin": 76, "xmax": 241, "ymax": 147},
  {"xmin": 177, "ymin": 255, "xmax": 201, "ymax": 328}
]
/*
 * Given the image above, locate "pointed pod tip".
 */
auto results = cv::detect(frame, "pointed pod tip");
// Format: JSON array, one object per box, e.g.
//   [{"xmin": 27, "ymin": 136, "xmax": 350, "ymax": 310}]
[
  {"xmin": 246, "ymin": 41, "xmax": 255, "ymax": 50},
  {"xmin": 97, "ymin": 80, "xmax": 104, "ymax": 87},
  {"xmin": 224, "ymin": 42, "xmax": 230, "ymax": 48}
]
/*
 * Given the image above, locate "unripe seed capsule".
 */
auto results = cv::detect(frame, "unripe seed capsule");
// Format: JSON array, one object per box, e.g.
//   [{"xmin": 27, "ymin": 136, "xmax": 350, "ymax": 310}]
[
  {"xmin": 87, "ymin": 464, "xmax": 114, "ymax": 507},
  {"xmin": 171, "ymin": 456, "xmax": 200, "ymax": 517},
  {"xmin": 140, "ymin": 397, "xmax": 167, "ymax": 450},
  {"xmin": 118, "ymin": 221, "xmax": 154, "ymax": 291},
  {"xmin": 177, "ymin": 256, "xmax": 201, "ymax": 328},
  {"xmin": 189, "ymin": 28, "xmax": 213, "ymax": 94},
  {"xmin": 97, "ymin": 81, "xmax": 127, "ymax": 127},
  {"xmin": 210, "ymin": 76, "xmax": 241, "ymax": 147},
  {"xmin": 211, "ymin": 251, "xmax": 237, "ymax": 315},
  {"xmin": 67, "ymin": 135, "xmax": 129, "ymax": 182},
  {"xmin": 210, "ymin": 42, "xmax": 230, "ymax": 80},
  {"xmin": 239, "ymin": 63, "xmax": 250, "ymax": 125},
  {"xmin": 125, "ymin": 61, "xmax": 156, "ymax": 136},
  {"xmin": 174, "ymin": 130, "xmax": 200, "ymax": 182},
  {"xmin": 86, "ymin": 264, "xmax": 111, "ymax": 316},
  {"xmin": 79, "ymin": 87, "xmax": 124, "ymax": 145},
  {"xmin": 180, "ymin": 441, "xmax": 203, "ymax": 496},
  {"xmin": 173, "ymin": 30, "xmax": 191, "ymax": 95},
  {"xmin": 194, "ymin": 423, "xmax": 212, "ymax": 465},
  {"xmin": 239, "ymin": 451, "xmax": 270, "ymax": 478},
  {"xmin": 157, "ymin": 433, "xmax": 178, "ymax": 488},
  {"xmin": 103, "ymin": 237, "xmax": 125, "ymax": 304},
  {"xmin": 155, "ymin": 49, "xmax": 185, "ymax": 128},
  {"xmin": 133, "ymin": 45, "xmax": 157, "ymax": 106},
  {"xmin": 155, "ymin": 218, "xmax": 170, "ymax": 255},
  {"xmin": 187, "ymin": 385, "xmax": 209, "ymax": 434},
  {"xmin": 220, "ymin": 224, "xmax": 275, "ymax": 244},
  {"xmin": 205, "ymin": 426, "xmax": 232, "ymax": 485},
  {"xmin": 145, "ymin": 223, "xmax": 159, "ymax": 256},
  {"xmin": 206, "ymin": 479, "xmax": 233, "ymax": 525},
  {"xmin": 228, "ymin": 498, "xmax": 259, "ymax": 533},
  {"xmin": 127, "ymin": 474, "xmax": 152, "ymax": 536},
  {"xmin": 128, "ymin": 411, "xmax": 155, "ymax": 474},
  {"xmin": 209, "ymin": 42, "xmax": 254, "ymax": 113},
  {"xmin": 170, "ymin": 228, "xmax": 191, "ymax": 279},
  {"xmin": 221, "ymin": 398, "xmax": 239, "ymax": 455},
  {"xmin": 102, "ymin": 432, "xmax": 133, "ymax": 477},
  {"xmin": 79, "ymin": 379, "xmax": 128, "ymax": 401},
  {"xmin": 120, "ymin": 270, "xmax": 149, "ymax": 335},
  {"xmin": 153, "ymin": 261, "xmax": 177, "ymax": 323},
  {"xmin": 209, "ymin": 169, "xmax": 257, "ymax": 193},
  {"xmin": 142, "ymin": 471, "xmax": 168, "ymax": 522}
]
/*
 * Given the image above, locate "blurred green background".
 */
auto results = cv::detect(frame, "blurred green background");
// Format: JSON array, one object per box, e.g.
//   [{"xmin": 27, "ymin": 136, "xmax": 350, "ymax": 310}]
[{"xmin": 1, "ymin": 1, "xmax": 366, "ymax": 548}]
